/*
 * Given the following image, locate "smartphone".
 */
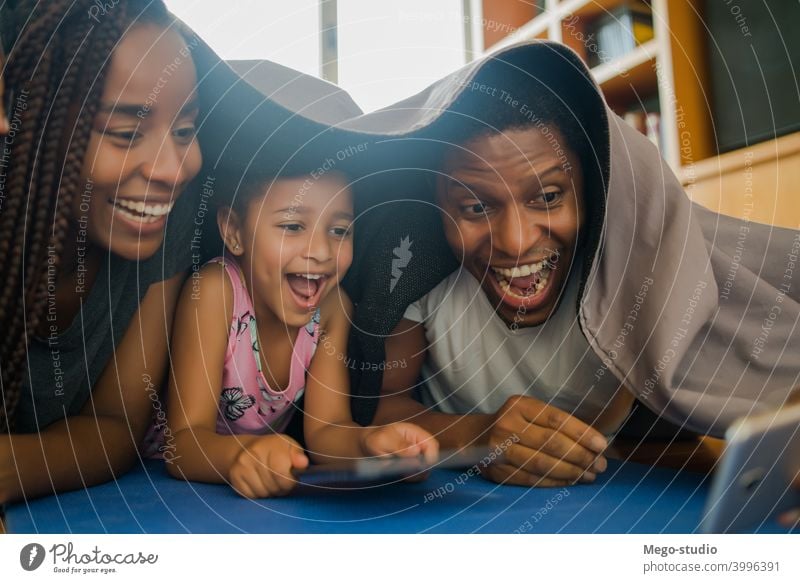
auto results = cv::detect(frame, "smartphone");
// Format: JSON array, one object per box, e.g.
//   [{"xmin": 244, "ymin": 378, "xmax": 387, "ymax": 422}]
[
  {"xmin": 700, "ymin": 404, "xmax": 800, "ymax": 533},
  {"xmin": 295, "ymin": 447, "xmax": 493, "ymax": 490}
]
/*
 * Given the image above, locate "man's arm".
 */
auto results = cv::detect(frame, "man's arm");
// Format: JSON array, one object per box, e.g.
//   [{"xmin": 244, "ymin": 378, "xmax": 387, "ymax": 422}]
[
  {"xmin": 375, "ymin": 318, "xmax": 607, "ymax": 486},
  {"xmin": 0, "ymin": 271, "xmax": 186, "ymax": 504}
]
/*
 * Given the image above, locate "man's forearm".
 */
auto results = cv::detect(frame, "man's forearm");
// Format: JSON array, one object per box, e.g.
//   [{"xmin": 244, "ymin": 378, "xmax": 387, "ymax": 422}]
[
  {"xmin": 374, "ymin": 395, "xmax": 494, "ymax": 450},
  {"xmin": 0, "ymin": 416, "xmax": 140, "ymax": 504}
]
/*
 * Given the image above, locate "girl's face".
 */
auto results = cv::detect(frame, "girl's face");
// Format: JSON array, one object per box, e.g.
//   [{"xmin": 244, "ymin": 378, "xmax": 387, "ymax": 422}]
[
  {"xmin": 220, "ymin": 173, "xmax": 354, "ymax": 329},
  {"xmin": 76, "ymin": 23, "xmax": 202, "ymax": 262}
]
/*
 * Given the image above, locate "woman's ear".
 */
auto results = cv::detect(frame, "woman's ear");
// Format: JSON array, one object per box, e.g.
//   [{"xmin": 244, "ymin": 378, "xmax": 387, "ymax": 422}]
[{"xmin": 216, "ymin": 206, "xmax": 244, "ymax": 256}]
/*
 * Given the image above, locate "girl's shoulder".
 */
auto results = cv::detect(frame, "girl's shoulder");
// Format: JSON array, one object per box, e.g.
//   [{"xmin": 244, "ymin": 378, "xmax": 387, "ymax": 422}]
[
  {"xmin": 196, "ymin": 256, "xmax": 246, "ymax": 293},
  {"xmin": 172, "ymin": 258, "xmax": 236, "ymax": 352},
  {"xmin": 201, "ymin": 255, "xmax": 238, "ymax": 277},
  {"xmin": 317, "ymin": 287, "xmax": 353, "ymax": 331},
  {"xmin": 179, "ymin": 257, "xmax": 237, "ymax": 312}
]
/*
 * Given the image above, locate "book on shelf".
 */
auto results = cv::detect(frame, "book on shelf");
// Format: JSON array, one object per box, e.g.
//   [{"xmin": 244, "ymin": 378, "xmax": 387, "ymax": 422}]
[
  {"xmin": 586, "ymin": 0, "xmax": 654, "ymax": 68},
  {"xmin": 622, "ymin": 109, "xmax": 661, "ymax": 150}
]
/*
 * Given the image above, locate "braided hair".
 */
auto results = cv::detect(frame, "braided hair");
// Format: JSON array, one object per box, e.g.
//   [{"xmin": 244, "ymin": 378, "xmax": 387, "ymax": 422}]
[{"xmin": 0, "ymin": 0, "xmax": 174, "ymax": 431}]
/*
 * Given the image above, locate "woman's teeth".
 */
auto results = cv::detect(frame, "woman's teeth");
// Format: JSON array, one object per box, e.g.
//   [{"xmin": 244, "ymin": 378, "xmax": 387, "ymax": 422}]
[{"xmin": 111, "ymin": 198, "xmax": 174, "ymax": 223}]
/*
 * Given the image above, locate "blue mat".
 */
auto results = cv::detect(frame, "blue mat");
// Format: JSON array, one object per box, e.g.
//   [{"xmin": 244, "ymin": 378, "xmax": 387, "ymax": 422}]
[{"xmin": 3, "ymin": 459, "xmax": 793, "ymax": 533}]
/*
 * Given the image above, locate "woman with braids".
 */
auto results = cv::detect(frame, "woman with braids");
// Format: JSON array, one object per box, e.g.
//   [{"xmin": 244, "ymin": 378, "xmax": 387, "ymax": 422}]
[
  {"xmin": 0, "ymin": 0, "xmax": 202, "ymax": 503},
  {"xmin": 0, "ymin": 0, "xmax": 412, "ymax": 504}
]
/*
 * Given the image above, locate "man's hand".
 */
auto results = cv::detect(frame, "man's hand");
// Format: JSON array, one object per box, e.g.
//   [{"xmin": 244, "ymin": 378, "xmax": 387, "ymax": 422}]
[
  {"xmin": 483, "ymin": 395, "xmax": 608, "ymax": 487},
  {"xmin": 228, "ymin": 435, "xmax": 308, "ymax": 498}
]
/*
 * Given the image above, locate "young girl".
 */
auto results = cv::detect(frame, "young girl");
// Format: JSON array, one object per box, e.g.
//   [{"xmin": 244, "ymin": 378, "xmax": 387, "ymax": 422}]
[
  {"xmin": 0, "ymin": 0, "xmax": 201, "ymax": 503},
  {"xmin": 166, "ymin": 169, "xmax": 438, "ymax": 498}
]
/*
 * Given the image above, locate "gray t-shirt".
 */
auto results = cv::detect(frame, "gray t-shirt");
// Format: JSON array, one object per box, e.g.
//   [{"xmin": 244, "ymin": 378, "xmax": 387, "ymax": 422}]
[
  {"xmin": 15, "ymin": 187, "xmax": 199, "ymax": 433},
  {"xmin": 403, "ymin": 265, "xmax": 635, "ymax": 435}
]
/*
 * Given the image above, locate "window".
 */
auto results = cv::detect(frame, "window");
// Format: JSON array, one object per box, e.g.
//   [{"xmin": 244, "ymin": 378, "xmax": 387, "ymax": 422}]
[
  {"xmin": 165, "ymin": 0, "xmax": 320, "ymax": 77},
  {"xmin": 165, "ymin": 0, "xmax": 466, "ymax": 113},
  {"xmin": 337, "ymin": 0, "xmax": 466, "ymax": 112}
]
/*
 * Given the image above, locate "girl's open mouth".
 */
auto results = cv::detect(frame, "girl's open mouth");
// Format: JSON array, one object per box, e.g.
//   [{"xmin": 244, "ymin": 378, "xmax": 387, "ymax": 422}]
[{"xmin": 285, "ymin": 273, "xmax": 328, "ymax": 309}]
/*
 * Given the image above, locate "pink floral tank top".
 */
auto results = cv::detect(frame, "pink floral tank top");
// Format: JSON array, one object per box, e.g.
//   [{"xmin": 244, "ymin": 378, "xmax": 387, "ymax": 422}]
[{"xmin": 212, "ymin": 256, "xmax": 320, "ymax": 435}]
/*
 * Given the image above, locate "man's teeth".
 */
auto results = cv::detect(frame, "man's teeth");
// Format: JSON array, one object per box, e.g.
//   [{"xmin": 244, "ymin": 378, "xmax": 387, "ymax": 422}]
[
  {"xmin": 491, "ymin": 258, "xmax": 554, "ymax": 298},
  {"xmin": 112, "ymin": 198, "xmax": 174, "ymax": 222},
  {"xmin": 491, "ymin": 258, "xmax": 553, "ymax": 279},
  {"xmin": 498, "ymin": 277, "xmax": 548, "ymax": 298}
]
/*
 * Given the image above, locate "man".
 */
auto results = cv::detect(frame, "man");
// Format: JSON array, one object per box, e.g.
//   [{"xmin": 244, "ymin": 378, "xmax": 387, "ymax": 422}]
[
  {"xmin": 377, "ymin": 95, "xmax": 626, "ymax": 487},
  {"xmin": 340, "ymin": 42, "xmax": 800, "ymax": 489}
]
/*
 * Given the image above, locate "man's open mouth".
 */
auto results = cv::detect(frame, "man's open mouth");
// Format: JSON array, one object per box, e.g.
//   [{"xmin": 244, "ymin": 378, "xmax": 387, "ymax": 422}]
[{"xmin": 490, "ymin": 254, "xmax": 558, "ymax": 299}]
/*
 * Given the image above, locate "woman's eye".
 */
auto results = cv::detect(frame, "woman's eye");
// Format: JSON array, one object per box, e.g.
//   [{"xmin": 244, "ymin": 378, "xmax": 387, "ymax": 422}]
[
  {"xmin": 173, "ymin": 124, "xmax": 197, "ymax": 141},
  {"xmin": 105, "ymin": 129, "xmax": 141, "ymax": 145}
]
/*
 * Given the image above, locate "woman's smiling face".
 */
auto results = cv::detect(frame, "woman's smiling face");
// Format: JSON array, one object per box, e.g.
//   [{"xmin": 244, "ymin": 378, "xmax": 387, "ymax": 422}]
[{"xmin": 76, "ymin": 22, "xmax": 202, "ymax": 261}]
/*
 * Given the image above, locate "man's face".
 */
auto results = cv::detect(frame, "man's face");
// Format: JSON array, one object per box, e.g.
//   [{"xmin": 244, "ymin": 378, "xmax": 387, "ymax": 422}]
[{"xmin": 436, "ymin": 125, "xmax": 584, "ymax": 328}]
